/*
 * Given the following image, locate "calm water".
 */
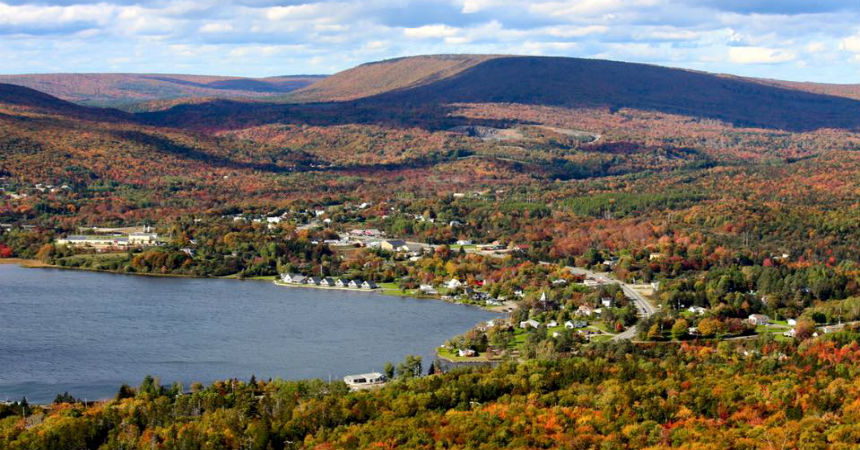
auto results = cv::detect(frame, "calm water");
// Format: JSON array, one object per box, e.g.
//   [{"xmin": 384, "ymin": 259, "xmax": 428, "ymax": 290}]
[{"xmin": 0, "ymin": 265, "xmax": 496, "ymax": 403}]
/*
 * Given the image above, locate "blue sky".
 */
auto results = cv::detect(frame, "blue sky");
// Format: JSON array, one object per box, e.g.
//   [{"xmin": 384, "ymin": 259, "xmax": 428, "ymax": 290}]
[{"xmin": 0, "ymin": 0, "xmax": 858, "ymax": 82}]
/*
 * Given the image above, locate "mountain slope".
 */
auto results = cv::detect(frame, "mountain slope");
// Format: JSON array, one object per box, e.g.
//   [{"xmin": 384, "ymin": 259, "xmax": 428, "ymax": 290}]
[
  {"xmin": 289, "ymin": 54, "xmax": 497, "ymax": 102},
  {"xmin": 742, "ymin": 77, "xmax": 860, "ymax": 101},
  {"xmin": 0, "ymin": 73, "xmax": 325, "ymax": 108},
  {"xmin": 356, "ymin": 56, "xmax": 859, "ymax": 131},
  {"xmin": 0, "ymin": 83, "xmax": 131, "ymax": 121}
]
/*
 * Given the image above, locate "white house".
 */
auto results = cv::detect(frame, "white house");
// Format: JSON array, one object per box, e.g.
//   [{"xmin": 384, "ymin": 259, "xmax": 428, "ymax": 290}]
[
  {"xmin": 361, "ymin": 280, "xmax": 378, "ymax": 289},
  {"xmin": 687, "ymin": 306, "xmax": 707, "ymax": 315},
  {"xmin": 748, "ymin": 314, "xmax": 771, "ymax": 326},
  {"xmin": 565, "ymin": 320, "xmax": 586, "ymax": 329},
  {"xmin": 457, "ymin": 348, "xmax": 477, "ymax": 357},
  {"xmin": 128, "ymin": 233, "xmax": 158, "ymax": 245},
  {"xmin": 576, "ymin": 305, "xmax": 595, "ymax": 317},
  {"xmin": 348, "ymin": 280, "xmax": 361, "ymax": 288},
  {"xmin": 446, "ymin": 279, "xmax": 463, "ymax": 290},
  {"xmin": 547, "ymin": 320, "xmax": 558, "ymax": 328},
  {"xmin": 281, "ymin": 273, "xmax": 306, "ymax": 284},
  {"xmin": 787, "ymin": 318, "xmax": 797, "ymax": 326},
  {"xmin": 319, "ymin": 278, "xmax": 336, "ymax": 287},
  {"xmin": 519, "ymin": 319, "xmax": 540, "ymax": 329},
  {"xmin": 343, "ymin": 372, "xmax": 386, "ymax": 391},
  {"xmin": 455, "ymin": 239, "xmax": 472, "ymax": 246},
  {"xmin": 601, "ymin": 297, "xmax": 613, "ymax": 307},
  {"xmin": 335, "ymin": 278, "xmax": 349, "ymax": 287},
  {"xmin": 380, "ymin": 240, "xmax": 410, "ymax": 252},
  {"xmin": 419, "ymin": 284, "xmax": 438, "ymax": 294}
]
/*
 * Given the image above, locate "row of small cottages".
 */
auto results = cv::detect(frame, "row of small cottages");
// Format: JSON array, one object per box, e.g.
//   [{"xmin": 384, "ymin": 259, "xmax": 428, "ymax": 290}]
[{"xmin": 281, "ymin": 273, "xmax": 378, "ymax": 289}]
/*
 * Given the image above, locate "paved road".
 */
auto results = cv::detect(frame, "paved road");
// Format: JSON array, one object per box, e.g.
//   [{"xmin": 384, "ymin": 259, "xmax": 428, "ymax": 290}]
[{"xmin": 566, "ymin": 266, "xmax": 658, "ymax": 341}]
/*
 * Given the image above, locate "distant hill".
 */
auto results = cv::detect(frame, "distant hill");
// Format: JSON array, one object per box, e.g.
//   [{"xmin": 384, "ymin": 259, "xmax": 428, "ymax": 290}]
[
  {"xmin": 0, "ymin": 73, "xmax": 325, "ymax": 109},
  {"xmin": 4, "ymin": 55, "xmax": 858, "ymax": 132},
  {"xmin": 289, "ymin": 55, "xmax": 496, "ymax": 102},
  {"xmin": 742, "ymin": 77, "xmax": 860, "ymax": 101},
  {"xmin": 0, "ymin": 83, "xmax": 131, "ymax": 121},
  {"xmin": 284, "ymin": 55, "xmax": 860, "ymax": 131}
]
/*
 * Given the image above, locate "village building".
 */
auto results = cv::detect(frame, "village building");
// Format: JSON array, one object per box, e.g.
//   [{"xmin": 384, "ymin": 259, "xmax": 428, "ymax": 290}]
[
  {"xmin": 57, "ymin": 232, "xmax": 158, "ymax": 250},
  {"xmin": 576, "ymin": 305, "xmax": 595, "ymax": 316},
  {"xmin": 380, "ymin": 239, "xmax": 410, "ymax": 252},
  {"xmin": 343, "ymin": 372, "xmax": 386, "ymax": 391},
  {"xmin": 457, "ymin": 348, "xmax": 477, "ymax": 357},
  {"xmin": 419, "ymin": 284, "xmax": 437, "ymax": 294},
  {"xmin": 446, "ymin": 279, "xmax": 463, "ymax": 290},
  {"xmin": 281, "ymin": 273, "xmax": 307, "ymax": 284},
  {"xmin": 687, "ymin": 306, "xmax": 707, "ymax": 315},
  {"xmin": 748, "ymin": 314, "xmax": 771, "ymax": 326},
  {"xmin": 128, "ymin": 232, "xmax": 158, "ymax": 245},
  {"xmin": 565, "ymin": 320, "xmax": 587, "ymax": 329},
  {"xmin": 519, "ymin": 319, "xmax": 540, "ymax": 329}
]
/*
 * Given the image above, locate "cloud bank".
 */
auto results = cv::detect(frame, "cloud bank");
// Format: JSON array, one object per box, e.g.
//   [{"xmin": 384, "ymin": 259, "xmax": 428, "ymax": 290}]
[{"xmin": 0, "ymin": 0, "xmax": 857, "ymax": 82}]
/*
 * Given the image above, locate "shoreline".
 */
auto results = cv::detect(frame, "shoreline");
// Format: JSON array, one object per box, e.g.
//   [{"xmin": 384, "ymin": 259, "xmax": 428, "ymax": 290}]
[
  {"xmin": 273, "ymin": 278, "xmax": 506, "ymax": 312},
  {"xmin": 0, "ymin": 259, "xmax": 504, "ymax": 312},
  {"xmin": 0, "ymin": 258, "xmax": 53, "ymax": 268}
]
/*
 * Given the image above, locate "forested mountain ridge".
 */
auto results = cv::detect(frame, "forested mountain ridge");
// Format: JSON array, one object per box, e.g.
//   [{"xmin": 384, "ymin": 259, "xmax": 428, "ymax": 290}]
[
  {"xmin": 289, "ymin": 54, "xmax": 497, "ymax": 102},
  {"xmin": 132, "ymin": 55, "xmax": 860, "ymax": 132},
  {"xmin": 0, "ymin": 73, "xmax": 325, "ymax": 109},
  {"xmin": 0, "ymin": 83, "xmax": 132, "ymax": 122},
  {"xmin": 354, "ymin": 56, "xmax": 860, "ymax": 131}
]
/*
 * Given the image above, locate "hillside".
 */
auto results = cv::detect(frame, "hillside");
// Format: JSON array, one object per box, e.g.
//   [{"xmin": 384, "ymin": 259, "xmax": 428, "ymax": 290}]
[
  {"xmin": 0, "ymin": 73, "xmax": 325, "ymax": 109},
  {"xmin": 744, "ymin": 77, "xmax": 860, "ymax": 100},
  {"xmin": 354, "ymin": 56, "xmax": 859, "ymax": 131},
  {"xmin": 289, "ymin": 54, "xmax": 496, "ymax": 102},
  {"xmin": 0, "ymin": 83, "xmax": 131, "ymax": 121}
]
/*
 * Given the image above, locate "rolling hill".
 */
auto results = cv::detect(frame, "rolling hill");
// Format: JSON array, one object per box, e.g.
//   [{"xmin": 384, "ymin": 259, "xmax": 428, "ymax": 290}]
[
  {"xmin": 0, "ymin": 83, "xmax": 132, "ymax": 122},
  {"xmin": 289, "ymin": 54, "xmax": 495, "ymax": 102},
  {"xmin": 347, "ymin": 56, "xmax": 859, "ymax": 131},
  {"xmin": 2, "ymin": 55, "xmax": 857, "ymax": 132},
  {"xmin": 0, "ymin": 73, "xmax": 325, "ymax": 109},
  {"xmin": 137, "ymin": 55, "xmax": 859, "ymax": 132}
]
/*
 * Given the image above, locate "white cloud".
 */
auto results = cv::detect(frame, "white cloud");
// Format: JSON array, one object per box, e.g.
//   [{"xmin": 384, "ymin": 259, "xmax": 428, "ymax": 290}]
[
  {"xmin": 728, "ymin": 46, "xmax": 796, "ymax": 64},
  {"xmin": 840, "ymin": 33, "xmax": 860, "ymax": 53},
  {"xmin": 0, "ymin": 0, "xmax": 856, "ymax": 82},
  {"xmin": 544, "ymin": 25, "xmax": 609, "ymax": 38},
  {"xmin": 199, "ymin": 22, "xmax": 234, "ymax": 33},
  {"xmin": 403, "ymin": 24, "xmax": 460, "ymax": 39},
  {"xmin": 265, "ymin": 4, "xmax": 325, "ymax": 21},
  {"xmin": 0, "ymin": 3, "xmax": 115, "ymax": 25}
]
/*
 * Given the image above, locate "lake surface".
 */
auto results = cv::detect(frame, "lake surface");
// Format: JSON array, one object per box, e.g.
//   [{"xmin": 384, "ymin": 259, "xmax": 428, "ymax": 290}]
[{"xmin": 0, "ymin": 265, "xmax": 497, "ymax": 403}]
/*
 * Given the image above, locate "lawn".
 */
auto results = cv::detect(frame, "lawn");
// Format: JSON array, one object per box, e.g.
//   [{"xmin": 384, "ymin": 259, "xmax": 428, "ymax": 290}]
[{"xmin": 377, "ymin": 282, "xmax": 417, "ymax": 297}]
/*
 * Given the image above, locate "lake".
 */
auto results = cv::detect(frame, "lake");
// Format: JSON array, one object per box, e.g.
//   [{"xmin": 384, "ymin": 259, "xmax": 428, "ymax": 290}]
[{"xmin": 0, "ymin": 264, "xmax": 497, "ymax": 403}]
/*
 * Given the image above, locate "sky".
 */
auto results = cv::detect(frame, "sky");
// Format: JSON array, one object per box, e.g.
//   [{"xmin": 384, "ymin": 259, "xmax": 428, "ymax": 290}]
[{"xmin": 0, "ymin": 0, "xmax": 858, "ymax": 82}]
